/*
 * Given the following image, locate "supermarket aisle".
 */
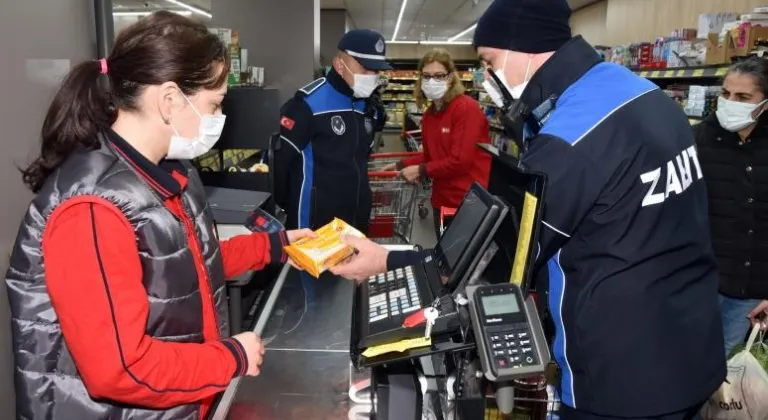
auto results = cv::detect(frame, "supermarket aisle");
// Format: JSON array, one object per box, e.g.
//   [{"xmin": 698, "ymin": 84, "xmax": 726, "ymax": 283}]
[{"xmin": 377, "ymin": 132, "xmax": 437, "ymax": 249}]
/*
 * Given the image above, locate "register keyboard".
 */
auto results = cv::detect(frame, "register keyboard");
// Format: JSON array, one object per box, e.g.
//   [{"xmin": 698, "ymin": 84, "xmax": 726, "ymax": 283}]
[
  {"xmin": 354, "ymin": 183, "xmax": 507, "ymax": 350},
  {"xmin": 368, "ymin": 267, "xmax": 422, "ymax": 323}
]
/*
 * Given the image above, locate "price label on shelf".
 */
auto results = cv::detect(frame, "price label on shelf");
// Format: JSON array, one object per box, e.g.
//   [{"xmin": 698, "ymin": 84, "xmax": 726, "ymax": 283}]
[
  {"xmin": 692, "ymin": 69, "xmax": 705, "ymax": 77},
  {"xmin": 639, "ymin": 71, "xmax": 648, "ymax": 77},
  {"xmin": 676, "ymin": 69, "xmax": 686, "ymax": 77},
  {"xmin": 650, "ymin": 71, "xmax": 660, "ymax": 78},
  {"xmin": 715, "ymin": 67, "xmax": 728, "ymax": 76}
]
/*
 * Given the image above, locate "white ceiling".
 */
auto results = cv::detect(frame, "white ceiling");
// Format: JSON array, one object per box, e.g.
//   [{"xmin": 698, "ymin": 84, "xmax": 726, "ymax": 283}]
[{"xmin": 113, "ymin": 0, "xmax": 599, "ymax": 42}]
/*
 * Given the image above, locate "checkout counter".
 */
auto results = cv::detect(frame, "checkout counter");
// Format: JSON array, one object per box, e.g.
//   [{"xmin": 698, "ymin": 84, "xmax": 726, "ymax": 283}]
[{"xmin": 209, "ymin": 243, "xmax": 415, "ymax": 420}]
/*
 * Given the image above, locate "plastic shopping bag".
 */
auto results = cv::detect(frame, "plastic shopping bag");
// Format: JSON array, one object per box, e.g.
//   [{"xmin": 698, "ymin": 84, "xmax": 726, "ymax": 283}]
[{"xmin": 701, "ymin": 325, "xmax": 768, "ymax": 420}]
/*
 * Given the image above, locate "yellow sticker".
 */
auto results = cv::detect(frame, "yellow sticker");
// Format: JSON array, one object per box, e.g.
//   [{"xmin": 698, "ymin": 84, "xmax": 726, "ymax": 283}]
[
  {"xmin": 650, "ymin": 71, "xmax": 660, "ymax": 78},
  {"xmin": 639, "ymin": 71, "xmax": 648, "ymax": 77},
  {"xmin": 676, "ymin": 69, "xmax": 686, "ymax": 77},
  {"xmin": 715, "ymin": 66, "xmax": 728, "ymax": 76},
  {"xmin": 362, "ymin": 336, "xmax": 432, "ymax": 358},
  {"xmin": 693, "ymin": 69, "xmax": 705, "ymax": 77},
  {"xmin": 510, "ymin": 192, "xmax": 538, "ymax": 286}
]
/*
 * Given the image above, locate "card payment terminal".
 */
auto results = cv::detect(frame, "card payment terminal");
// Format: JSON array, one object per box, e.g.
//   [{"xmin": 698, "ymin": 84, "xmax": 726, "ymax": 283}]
[{"xmin": 466, "ymin": 283, "xmax": 549, "ymax": 382}]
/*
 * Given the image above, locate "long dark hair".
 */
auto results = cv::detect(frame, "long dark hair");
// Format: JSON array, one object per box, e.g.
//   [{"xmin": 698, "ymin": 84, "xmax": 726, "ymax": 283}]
[
  {"xmin": 21, "ymin": 11, "xmax": 230, "ymax": 192},
  {"xmin": 728, "ymin": 56, "xmax": 768, "ymax": 96}
]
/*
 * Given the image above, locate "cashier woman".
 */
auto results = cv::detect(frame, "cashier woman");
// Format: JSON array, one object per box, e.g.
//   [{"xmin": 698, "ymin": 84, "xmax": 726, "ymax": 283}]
[
  {"xmin": 4, "ymin": 12, "xmax": 314, "ymax": 419},
  {"xmin": 335, "ymin": 1, "xmax": 726, "ymax": 420}
]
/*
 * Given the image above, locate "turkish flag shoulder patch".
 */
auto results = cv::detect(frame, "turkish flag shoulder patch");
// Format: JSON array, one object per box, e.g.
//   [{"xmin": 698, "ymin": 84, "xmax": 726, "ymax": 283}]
[{"xmin": 280, "ymin": 116, "xmax": 295, "ymax": 130}]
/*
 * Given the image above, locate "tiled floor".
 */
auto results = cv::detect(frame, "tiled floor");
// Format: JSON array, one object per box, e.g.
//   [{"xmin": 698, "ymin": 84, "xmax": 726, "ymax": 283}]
[{"xmin": 376, "ymin": 132, "xmax": 437, "ymax": 249}]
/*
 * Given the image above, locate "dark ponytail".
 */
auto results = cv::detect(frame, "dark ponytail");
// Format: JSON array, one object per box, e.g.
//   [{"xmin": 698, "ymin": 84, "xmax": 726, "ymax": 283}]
[
  {"xmin": 21, "ymin": 10, "xmax": 229, "ymax": 193},
  {"xmin": 21, "ymin": 60, "xmax": 114, "ymax": 192}
]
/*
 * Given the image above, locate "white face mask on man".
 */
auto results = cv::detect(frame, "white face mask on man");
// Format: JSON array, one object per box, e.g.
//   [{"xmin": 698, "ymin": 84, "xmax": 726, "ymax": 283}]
[
  {"xmin": 342, "ymin": 60, "xmax": 380, "ymax": 98},
  {"xmin": 482, "ymin": 51, "xmax": 532, "ymax": 108},
  {"xmin": 715, "ymin": 96, "xmax": 767, "ymax": 132},
  {"xmin": 166, "ymin": 92, "xmax": 227, "ymax": 160}
]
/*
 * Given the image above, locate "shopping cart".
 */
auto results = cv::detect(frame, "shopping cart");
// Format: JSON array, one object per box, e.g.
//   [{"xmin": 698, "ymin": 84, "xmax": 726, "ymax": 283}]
[
  {"xmin": 403, "ymin": 129, "xmax": 423, "ymax": 152},
  {"xmin": 369, "ymin": 152, "xmax": 433, "ymax": 220},
  {"xmin": 367, "ymin": 153, "xmax": 419, "ymax": 244}
]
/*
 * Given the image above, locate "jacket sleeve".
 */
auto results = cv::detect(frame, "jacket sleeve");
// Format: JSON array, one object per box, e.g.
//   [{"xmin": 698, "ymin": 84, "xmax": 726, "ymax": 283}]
[
  {"xmin": 42, "ymin": 197, "xmax": 248, "ymax": 408},
  {"xmin": 424, "ymin": 99, "xmax": 485, "ymax": 179},
  {"xmin": 386, "ymin": 250, "xmax": 429, "ymax": 271},
  {"xmin": 273, "ymin": 96, "xmax": 313, "ymax": 210},
  {"xmin": 399, "ymin": 153, "xmax": 425, "ymax": 169},
  {"xmin": 522, "ymin": 134, "xmax": 603, "ymax": 264},
  {"xmin": 219, "ymin": 230, "xmax": 288, "ymax": 279}
]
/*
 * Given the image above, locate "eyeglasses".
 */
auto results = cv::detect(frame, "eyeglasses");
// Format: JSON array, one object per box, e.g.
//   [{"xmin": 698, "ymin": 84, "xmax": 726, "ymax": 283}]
[{"xmin": 421, "ymin": 73, "xmax": 450, "ymax": 82}]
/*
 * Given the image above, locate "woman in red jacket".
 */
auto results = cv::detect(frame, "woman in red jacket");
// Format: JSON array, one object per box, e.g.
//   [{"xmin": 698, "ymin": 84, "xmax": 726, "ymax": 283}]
[
  {"xmin": 385, "ymin": 48, "xmax": 491, "ymax": 238},
  {"xmin": 5, "ymin": 12, "xmax": 313, "ymax": 419}
]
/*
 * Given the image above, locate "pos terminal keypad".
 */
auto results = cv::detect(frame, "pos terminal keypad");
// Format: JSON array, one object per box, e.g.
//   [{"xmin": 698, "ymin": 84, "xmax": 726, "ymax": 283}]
[{"xmin": 488, "ymin": 323, "xmax": 537, "ymax": 369}]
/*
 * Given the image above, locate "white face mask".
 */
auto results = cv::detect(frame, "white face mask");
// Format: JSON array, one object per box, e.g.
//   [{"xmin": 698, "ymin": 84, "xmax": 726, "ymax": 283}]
[
  {"xmin": 482, "ymin": 51, "xmax": 532, "ymax": 107},
  {"xmin": 166, "ymin": 93, "xmax": 227, "ymax": 160},
  {"xmin": 421, "ymin": 78, "xmax": 449, "ymax": 101},
  {"xmin": 342, "ymin": 60, "xmax": 380, "ymax": 98},
  {"xmin": 716, "ymin": 96, "xmax": 766, "ymax": 132}
]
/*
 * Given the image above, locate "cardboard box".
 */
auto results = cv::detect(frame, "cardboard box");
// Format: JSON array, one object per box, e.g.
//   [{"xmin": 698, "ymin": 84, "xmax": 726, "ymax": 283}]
[
  {"xmin": 705, "ymin": 26, "xmax": 768, "ymax": 65},
  {"xmin": 284, "ymin": 218, "xmax": 366, "ymax": 278}
]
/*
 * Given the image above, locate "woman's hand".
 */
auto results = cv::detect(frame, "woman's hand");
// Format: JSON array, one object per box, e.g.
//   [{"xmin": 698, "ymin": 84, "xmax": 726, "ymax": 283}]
[
  {"xmin": 381, "ymin": 162, "xmax": 398, "ymax": 172},
  {"xmin": 232, "ymin": 332, "xmax": 265, "ymax": 376},
  {"xmin": 401, "ymin": 165, "xmax": 421, "ymax": 183},
  {"xmin": 330, "ymin": 235, "xmax": 389, "ymax": 281},
  {"xmin": 285, "ymin": 229, "xmax": 316, "ymax": 271},
  {"xmin": 748, "ymin": 299, "xmax": 768, "ymax": 330},
  {"xmin": 286, "ymin": 229, "xmax": 316, "ymax": 243}
]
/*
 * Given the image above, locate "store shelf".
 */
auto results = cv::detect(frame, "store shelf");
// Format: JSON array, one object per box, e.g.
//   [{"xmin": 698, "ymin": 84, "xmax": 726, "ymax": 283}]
[{"xmin": 633, "ymin": 65, "xmax": 729, "ymax": 79}]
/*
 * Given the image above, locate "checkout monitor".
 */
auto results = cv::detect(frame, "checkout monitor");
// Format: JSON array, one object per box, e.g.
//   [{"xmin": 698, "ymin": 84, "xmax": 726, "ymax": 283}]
[
  {"xmin": 356, "ymin": 183, "xmax": 504, "ymax": 348},
  {"xmin": 471, "ymin": 145, "xmax": 547, "ymax": 294}
]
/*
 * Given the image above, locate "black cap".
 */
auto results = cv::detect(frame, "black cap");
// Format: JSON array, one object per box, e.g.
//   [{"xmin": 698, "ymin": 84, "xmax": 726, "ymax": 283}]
[
  {"xmin": 338, "ymin": 29, "xmax": 393, "ymax": 71},
  {"xmin": 473, "ymin": 0, "xmax": 572, "ymax": 54}
]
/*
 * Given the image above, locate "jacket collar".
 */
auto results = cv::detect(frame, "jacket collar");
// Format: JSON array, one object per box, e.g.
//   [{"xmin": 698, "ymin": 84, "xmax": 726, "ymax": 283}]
[
  {"xmin": 326, "ymin": 68, "xmax": 355, "ymax": 98},
  {"xmin": 520, "ymin": 36, "xmax": 602, "ymax": 110},
  {"xmin": 104, "ymin": 128, "xmax": 187, "ymax": 199}
]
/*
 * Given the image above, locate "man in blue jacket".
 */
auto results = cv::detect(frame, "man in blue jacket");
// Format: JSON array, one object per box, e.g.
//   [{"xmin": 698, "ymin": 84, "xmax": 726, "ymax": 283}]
[
  {"xmin": 332, "ymin": 0, "xmax": 726, "ymax": 418},
  {"xmin": 273, "ymin": 29, "xmax": 390, "ymax": 233}
]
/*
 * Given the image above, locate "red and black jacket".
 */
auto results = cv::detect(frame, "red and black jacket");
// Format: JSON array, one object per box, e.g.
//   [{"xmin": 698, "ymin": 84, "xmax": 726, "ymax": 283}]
[{"xmin": 5, "ymin": 129, "xmax": 287, "ymax": 419}]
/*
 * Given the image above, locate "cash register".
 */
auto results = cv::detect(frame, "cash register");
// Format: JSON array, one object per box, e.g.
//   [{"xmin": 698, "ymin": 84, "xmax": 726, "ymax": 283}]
[
  {"xmin": 354, "ymin": 183, "xmax": 507, "ymax": 349},
  {"xmin": 355, "ymin": 148, "xmax": 553, "ymax": 420}
]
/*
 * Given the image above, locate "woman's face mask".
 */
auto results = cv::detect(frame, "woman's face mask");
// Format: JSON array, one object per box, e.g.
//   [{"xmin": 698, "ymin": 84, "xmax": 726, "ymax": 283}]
[
  {"xmin": 716, "ymin": 96, "xmax": 766, "ymax": 132},
  {"xmin": 421, "ymin": 78, "xmax": 449, "ymax": 101},
  {"xmin": 166, "ymin": 92, "xmax": 227, "ymax": 160}
]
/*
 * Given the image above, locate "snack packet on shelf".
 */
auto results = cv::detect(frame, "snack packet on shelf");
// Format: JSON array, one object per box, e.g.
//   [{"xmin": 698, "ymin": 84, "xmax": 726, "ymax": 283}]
[{"xmin": 283, "ymin": 218, "xmax": 366, "ymax": 278}]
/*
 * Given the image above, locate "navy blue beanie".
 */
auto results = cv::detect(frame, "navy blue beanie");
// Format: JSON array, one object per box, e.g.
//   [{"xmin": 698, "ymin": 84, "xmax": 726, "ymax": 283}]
[{"xmin": 473, "ymin": 0, "xmax": 572, "ymax": 54}]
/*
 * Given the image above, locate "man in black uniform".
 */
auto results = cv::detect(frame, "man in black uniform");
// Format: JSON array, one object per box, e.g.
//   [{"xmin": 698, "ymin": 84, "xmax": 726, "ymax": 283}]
[
  {"xmin": 273, "ymin": 29, "xmax": 391, "ymax": 233},
  {"xmin": 332, "ymin": 0, "xmax": 726, "ymax": 418}
]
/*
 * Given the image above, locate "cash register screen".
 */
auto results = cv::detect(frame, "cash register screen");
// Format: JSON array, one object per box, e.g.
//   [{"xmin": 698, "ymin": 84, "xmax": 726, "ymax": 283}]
[
  {"xmin": 481, "ymin": 294, "xmax": 520, "ymax": 315},
  {"xmin": 435, "ymin": 189, "xmax": 489, "ymax": 283}
]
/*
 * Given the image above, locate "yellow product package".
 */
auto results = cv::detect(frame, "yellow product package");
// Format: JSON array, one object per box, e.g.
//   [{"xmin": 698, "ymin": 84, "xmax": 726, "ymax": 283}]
[{"xmin": 284, "ymin": 218, "xmax": 366, "ymax": 278}]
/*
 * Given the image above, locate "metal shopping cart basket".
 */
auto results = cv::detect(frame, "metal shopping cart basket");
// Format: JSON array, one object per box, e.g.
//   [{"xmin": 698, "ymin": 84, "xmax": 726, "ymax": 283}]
[
  {"xmin": 369, "ymin": 152, "xmax": 432, "ymax": 220},
  {"xmin": 367, "ymin": 154, "xmax": 419, "ymax": 244},
  {"xmin": 403, "ymin": 129, "xmax": 423, "ymax": 152}
]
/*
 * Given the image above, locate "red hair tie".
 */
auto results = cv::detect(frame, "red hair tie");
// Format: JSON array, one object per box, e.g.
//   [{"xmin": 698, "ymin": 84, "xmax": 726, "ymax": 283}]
[{"xmin": 99, "ymin": 58, "xmax": 108, "ymax": 75}]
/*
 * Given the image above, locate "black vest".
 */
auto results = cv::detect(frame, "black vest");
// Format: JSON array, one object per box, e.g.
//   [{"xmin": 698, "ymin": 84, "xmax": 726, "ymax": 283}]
[
  {"xmin": 5, "ymin": 136, "xmax": 229, "ymax": 419},
  {"xmin": 695, "ymin": 115, "xmax": 768, "ymax": 299}
]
